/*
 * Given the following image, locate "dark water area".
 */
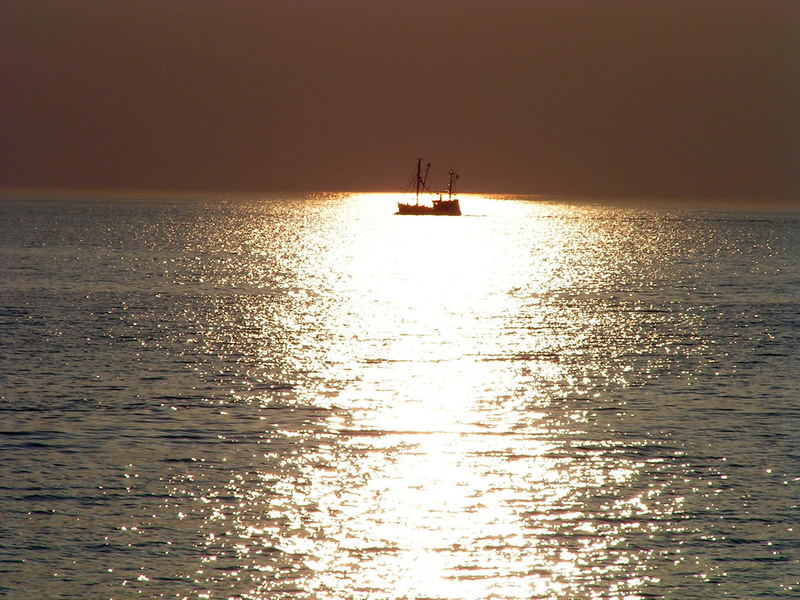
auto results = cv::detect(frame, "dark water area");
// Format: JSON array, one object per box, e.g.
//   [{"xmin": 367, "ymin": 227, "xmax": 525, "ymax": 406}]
[{"xmin": 1, "ymin": 194, "xmax": 798, "ymax": 599}]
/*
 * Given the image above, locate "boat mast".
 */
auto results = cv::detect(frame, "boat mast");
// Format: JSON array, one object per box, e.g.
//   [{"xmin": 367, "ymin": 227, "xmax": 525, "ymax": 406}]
[
  {"xmin": 414, "ymin": 158, "xmax": 432, "ymax": 205},
  {"xmin": 447, "ymin": 170, "xmax": 458, "ymax": 199},
  {"xmin": 415, "ymin": 158, "xmax": 422, "ymax": 204}
]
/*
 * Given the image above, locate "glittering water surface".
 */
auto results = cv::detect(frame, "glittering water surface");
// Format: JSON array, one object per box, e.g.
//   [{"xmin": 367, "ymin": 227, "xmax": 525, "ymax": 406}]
[{"xmin": 1, "ymin": 194, "xmax": 798, "ymax": 599}]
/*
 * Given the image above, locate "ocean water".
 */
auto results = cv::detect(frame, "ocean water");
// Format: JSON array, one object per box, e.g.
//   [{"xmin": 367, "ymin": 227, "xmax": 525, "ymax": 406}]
[{"xmin": 0, "ymin": 193, "xmax": 798, "ymax": 600}]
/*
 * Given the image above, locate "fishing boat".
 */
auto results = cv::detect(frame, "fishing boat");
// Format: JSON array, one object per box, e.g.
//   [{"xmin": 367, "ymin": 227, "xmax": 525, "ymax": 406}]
[{"xmin": 396, "ymin": 159, "xmax": 462, "ymax": 216}]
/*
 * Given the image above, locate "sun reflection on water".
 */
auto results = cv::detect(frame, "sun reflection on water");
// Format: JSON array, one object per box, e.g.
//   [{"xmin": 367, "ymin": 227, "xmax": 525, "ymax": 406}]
[{"xmin": 157, "ymin": 194, "xmax": 702, "ymax": 599}]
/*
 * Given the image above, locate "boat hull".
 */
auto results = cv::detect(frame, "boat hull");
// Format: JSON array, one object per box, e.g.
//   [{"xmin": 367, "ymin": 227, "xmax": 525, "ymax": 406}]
[{"xmin": 396, "ymin": 199, "xmax": 461, "ymax": 216}]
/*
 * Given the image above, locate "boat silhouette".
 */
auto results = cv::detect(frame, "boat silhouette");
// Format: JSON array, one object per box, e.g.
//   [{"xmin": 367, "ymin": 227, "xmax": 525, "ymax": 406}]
[{"xmin": 396, "ymin": 159, "xmax": 462, "ymax": 216}]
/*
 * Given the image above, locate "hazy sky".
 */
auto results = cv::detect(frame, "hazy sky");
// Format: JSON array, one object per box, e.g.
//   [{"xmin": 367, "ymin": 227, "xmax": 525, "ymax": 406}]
[{"xmin": 2, "ymin": 0, "xmax": 798, "ymax": 200}]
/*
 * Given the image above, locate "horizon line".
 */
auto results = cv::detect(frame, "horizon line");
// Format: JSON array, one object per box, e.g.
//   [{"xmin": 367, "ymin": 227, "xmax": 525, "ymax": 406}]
[{"xmin": 1, "ymin": 186, "xmax": 798, "ymax": 209}]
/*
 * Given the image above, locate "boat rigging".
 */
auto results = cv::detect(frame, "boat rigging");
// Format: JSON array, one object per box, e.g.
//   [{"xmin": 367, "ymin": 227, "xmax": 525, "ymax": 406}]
[{"xmin": 396, "ymin": 159, "xmax": 462, "ymax": 216}]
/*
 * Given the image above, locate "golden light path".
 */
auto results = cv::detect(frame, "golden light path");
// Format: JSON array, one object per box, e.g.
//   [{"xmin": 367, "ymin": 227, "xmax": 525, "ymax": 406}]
[{"xmin": 172, "ymin": 193, "xmax": 690, "ymax": 599}]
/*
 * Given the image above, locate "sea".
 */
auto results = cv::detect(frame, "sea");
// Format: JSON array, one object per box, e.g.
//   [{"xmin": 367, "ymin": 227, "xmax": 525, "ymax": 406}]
[{"xmin": 0, "ymin": 193, "xmax": 798, "ymax": 600}]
